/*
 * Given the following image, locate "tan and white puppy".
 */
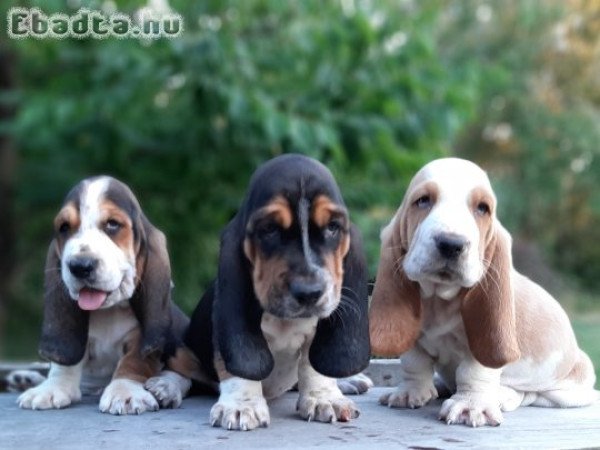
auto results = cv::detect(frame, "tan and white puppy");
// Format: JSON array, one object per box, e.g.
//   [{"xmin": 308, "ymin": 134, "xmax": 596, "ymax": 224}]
[
  {"xmin": 369, "ymin": 158, "xmax": 597, "ymax": 427},
  {"xmin": 17, "ymin": 176, "xmax": 185, "ymax": 415}
]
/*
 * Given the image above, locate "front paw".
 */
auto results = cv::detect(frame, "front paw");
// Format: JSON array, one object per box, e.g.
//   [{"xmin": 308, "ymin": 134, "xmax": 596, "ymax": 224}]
[
  {"xmin": 18, "ymin": 379, "xmax": 81, "ymax": 410},
  {"xmin": 337, "ymin": 373, "xmax": 374, "ymax": 395},
  {"xmin": 99, "ymin": 379, "xmax": 159, "ymax": 415},
  {"xmin": 209, "ymin": 396, "xmax": 270, "ymax": 431},
  {"xmin": 297, "ymin": 394, "xmax": 359, "ymax": 423},
  {"xmin": 379, "ymin": 382, "xmax": 438, "ymax": 409},
  {"xmin": 145, "ymin": 372, "xmax": 190, "ymax": 409},
  {"xmin": 7, "ymin": 370, "xmax": 46, "ymax": 393},
  {"xmin": 439, "ymin": 393, "xmax": 503, "ymax": 427}
]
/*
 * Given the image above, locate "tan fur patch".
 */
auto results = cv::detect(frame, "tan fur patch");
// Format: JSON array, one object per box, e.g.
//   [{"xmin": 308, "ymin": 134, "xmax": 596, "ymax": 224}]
[
  {"xmin": 401, "ymin": 181, "xmax": 439, "ymax": 251},
  {"xmin": 323, "ymin": 233, "xmax": 350, "ymax": 300},
  {"xmin": 214, "ymin": 352, "xmax": 233, "ymax": 382},
  {"xmin": 461, "ymin": 225, "xmax": 520, "ymax": 368},
  {"xmin": 166, "ymin": 347, "xmax": 213, "ymax": 384},
  {"xmin": 243, "ymin": 238, "xmax": 255, "ymax": 263},
  {"xmin": 244, "ymin": 195, "xmax": 293, "ymax": 265},
  {"xmin": 311, "ymin": 195, "xmax": 339, "ymax": 228},
  {"xmin": 468, "ymin": 186, "xmax": 495, "ymax": 259},
  {"xmin": 252, "ymin": 254, "xmax": 288, "ymax": 310},
  {"xmin": 255, "ymin": 195, "xmax": 293, "ymax": 230},
  {"xmin": 112, "ymin": 328, "xmax": 162, "ymax": 383},
  {"xmin": 312, "ymin": 195, "xmax": 349, "ymax": 299},
  {"xmin": 53, "ymin": 202, "xmax": 80, "ymax": 254},
  {"xmin": 369, "ymin": 221, "xmax": 422, "ymax": 356},
  {"xmin": 100, "ymin": 200, "xmax": 135, "ymax": 261},
  {"xmin": 369, "ymin": 180, "xmax": 439, "ymax": 356}
]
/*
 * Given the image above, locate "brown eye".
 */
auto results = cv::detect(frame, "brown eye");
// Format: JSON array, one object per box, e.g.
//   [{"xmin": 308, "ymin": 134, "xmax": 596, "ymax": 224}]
[
  {"xmin": 476, "ymin": 202, "xmax": 490, "ymax": 216},
  {"xmin": 257, "ymin": 222, "xmax": 279, "ymax": 239},
  {"xmin": 105, "ymin": 219, "xmax": 122, "ymax": 235},
  {"xmin": 59, "ymin": 222, "xmax": 70, "ymax": 234},
  {"xmin": 415, "ymin": 195, "xmax": 431, "ymax": 209},
  {"xmin": 325, "ymin": 220, "xmax": 342, "ymax": 237}
]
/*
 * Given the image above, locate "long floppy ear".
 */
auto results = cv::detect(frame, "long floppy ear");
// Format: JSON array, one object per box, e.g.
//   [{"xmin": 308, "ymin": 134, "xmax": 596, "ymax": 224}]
[
  {"xmin": 213, "ymin": 219, "xmax": 274, "ymax": 380},
  {"xmin": 39, "ymin": 240, "xmax": 89, "ymax": 365},
  {"xmin": 369, "ymin": 220, "xmax": 422, "ymax": 357},
  {"xmin": 309, "ymin": 224, "xmax": 370, "ymax": 378},
  {"xmin": 129, "ymin": 215, "xmax": 173, "ymax": 358},
  {"xmin": 461, "ymin": 224, "xmax": 520, "ymax": 368}
]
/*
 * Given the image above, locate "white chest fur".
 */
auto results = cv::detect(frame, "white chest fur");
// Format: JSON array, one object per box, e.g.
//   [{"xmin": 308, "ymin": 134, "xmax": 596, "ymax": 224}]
[
  {"xmin": 418, "ymin": 296, "xmax": 469, "ymax": 388},
  {"xmin": 260, "ymin": 313, "xmax": 318, "ymax": 399},
  {"xmin": 81, "ymin": 303, "xmax": 138, "ymax": 393}
]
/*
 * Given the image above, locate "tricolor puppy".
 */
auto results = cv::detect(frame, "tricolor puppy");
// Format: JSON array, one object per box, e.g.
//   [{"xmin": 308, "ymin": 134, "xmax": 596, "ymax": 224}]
[
  {"xmin": 153, "ymin": 154, "xmax": 371, "ymax": 430},
  {"xmin": 18, "ymin": 176, "xmax": 185, "ymax": 414},
  {"xmin": 369, "ymin": 158, "xmax": 597, "ymax": 427}
]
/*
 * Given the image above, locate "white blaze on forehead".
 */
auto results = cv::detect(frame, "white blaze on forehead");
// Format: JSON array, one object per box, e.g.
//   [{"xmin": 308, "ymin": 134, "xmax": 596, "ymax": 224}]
[{"xmin": 79, "ymin": 177, "xmax": 111, "ymax": 231}]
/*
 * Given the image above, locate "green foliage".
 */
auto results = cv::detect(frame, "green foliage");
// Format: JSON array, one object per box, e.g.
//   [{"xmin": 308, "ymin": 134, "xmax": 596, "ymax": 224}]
[
  {"xmin": 573, "ymin": 318, "xmax": 600, "ymax": 385},
  {"xmin": 445, "ymin": 0, "xmax": 600, "ymax": 290},
  {"xmin": 2, "ymin": 0, "xmax": 480, "ymax": 356},
  {"xmin": 2, "ymin": 0, "xmax": 599, "ymax": 358}
]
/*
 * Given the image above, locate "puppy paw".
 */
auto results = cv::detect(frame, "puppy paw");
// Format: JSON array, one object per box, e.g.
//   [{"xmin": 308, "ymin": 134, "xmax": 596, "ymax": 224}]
[
  {"xmin": 99, "ymin": 379, "xmax": 159, "ymax": 415},
  {"xmin": 379, "ymin": 382, "xmax": 438, "ymax": 409},
  {"xmin": 337, "ymin": 373, "xmax": 374, "ymax": 396},
  {"xmin": 297, "ymin": 394, "xmax": 359, "ymax": 423},
  {"xmin": 209, "ymin": 396, "xmax": 270, "ymax": 431},
  {"xmin": 145, "ymin": 371, "xmax": 190, "ymax": 409},
  {"xmin": 439, "ymin": 394, "xmax": 503, "ymax": 427},
  {"xmin": 6, "ymin": 370, "xmax": 46, "ymax": 393},
  {"xmin": 18, "ymin": 379, "xmax": 81, "ymax": 410}
]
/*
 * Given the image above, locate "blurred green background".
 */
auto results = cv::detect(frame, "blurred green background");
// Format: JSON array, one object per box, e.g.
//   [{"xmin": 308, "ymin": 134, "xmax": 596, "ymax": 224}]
[{"xmin": 0, "ymin": 0, "xmax": 598, "ymax": 380}]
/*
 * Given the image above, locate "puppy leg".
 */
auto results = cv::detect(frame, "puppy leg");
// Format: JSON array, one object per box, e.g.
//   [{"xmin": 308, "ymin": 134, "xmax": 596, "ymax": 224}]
[
  {"xmin": 525, "ymin": 350, "xmax": 599, "ymax": 408},
  {"xmin": 99, "ymin": 331, "xmax": 161, "ymax": 415},
  {"xmin": 6, "ymin": 370, "xmax": 46, "ymax": 393},
  {"xmin": 380, "ymin": 345, "xmax": 438, "ymax": 409},
  {"xmin": 145, "ymin": 347, "xmax": 205, "ymax": 408},
  {"xmin": 18, "ymin": 361, "xmax": 83, "ymax": 410},
  {"xmin": 439, "ymin": 358, "xmax": 503, "ymax": 427},
  {"xmin": 210, "ymin": 377, "xmax": 270, "ymax": 431},
  {"xmin": 337, "ymin": 373, "xmax": 373, "ymax": 395},
  {"xmin": 145, "ymin": 370, "xmax": 191, "ymax": 409},
  {"xmin": 297, "ymin": 350, "xmax": 359, "ymax": 423}
]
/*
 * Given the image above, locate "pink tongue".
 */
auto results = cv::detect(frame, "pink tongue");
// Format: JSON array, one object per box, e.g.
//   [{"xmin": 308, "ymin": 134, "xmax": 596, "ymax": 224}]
[{"xmin": 77, "ymin": 288, "xmax": 108, "ymax": 311}]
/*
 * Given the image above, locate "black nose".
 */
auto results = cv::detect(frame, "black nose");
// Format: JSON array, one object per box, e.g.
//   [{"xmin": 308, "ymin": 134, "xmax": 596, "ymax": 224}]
[
  {"xmin": 289, "ymin": 279, "xmax": 325, "ymax": 305},
  {"xmin": 68, "ymin": 257, "xmax": 99, "ymax": 279},
  {"xmin": 435, "ymin": 234, "xmax": 467, "ymax": 260}
]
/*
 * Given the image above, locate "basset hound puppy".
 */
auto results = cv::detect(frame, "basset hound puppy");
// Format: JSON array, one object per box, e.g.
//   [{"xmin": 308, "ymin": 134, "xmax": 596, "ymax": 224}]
[
  {"xmin": 17, "ymin": 176, "xmax": 187, "ymax": 414},
  {"xmin": 146, "ymin": 154, "xmax": 371, "ymax": 430},
  {"xmin": 369, "ymin": 158, "xmax": 597, "ymax": 427}
]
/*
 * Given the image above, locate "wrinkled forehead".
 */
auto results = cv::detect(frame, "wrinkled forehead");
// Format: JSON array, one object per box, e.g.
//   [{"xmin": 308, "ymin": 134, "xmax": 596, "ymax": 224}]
[{"xmin": 409, "ymin": 158, "xmax": 494, "ymax": 202}]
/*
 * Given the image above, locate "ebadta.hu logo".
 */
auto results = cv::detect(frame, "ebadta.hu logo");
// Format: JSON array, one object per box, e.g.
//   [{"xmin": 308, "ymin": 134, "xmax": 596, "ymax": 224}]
[{"xmin": 7, "ymin": 7, "xmax": 183, "ymax": 39}]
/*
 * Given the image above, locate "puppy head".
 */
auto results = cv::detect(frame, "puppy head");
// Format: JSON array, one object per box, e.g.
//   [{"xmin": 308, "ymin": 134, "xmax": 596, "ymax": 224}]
[
  {"xmin": 215, "ymin": 154, "xmax": 370, "ymax": 380},
  {"xmin": 400, "ymin": 158, "xmax": 496, "ymax": 298},
  {"xmin": 41, "ymin": 176, "xmax": 173, "ymax": 364},
  {"xmin": 370, "ymin": 158, "xmax": 520, "ymax": 366},
  {"xmin": 53, "ymin": 176, "xmax": 142, "ymax": 310},
  {"xmin": 242, "ymin": 157, "xmax": 350, "ymax": 320}
]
